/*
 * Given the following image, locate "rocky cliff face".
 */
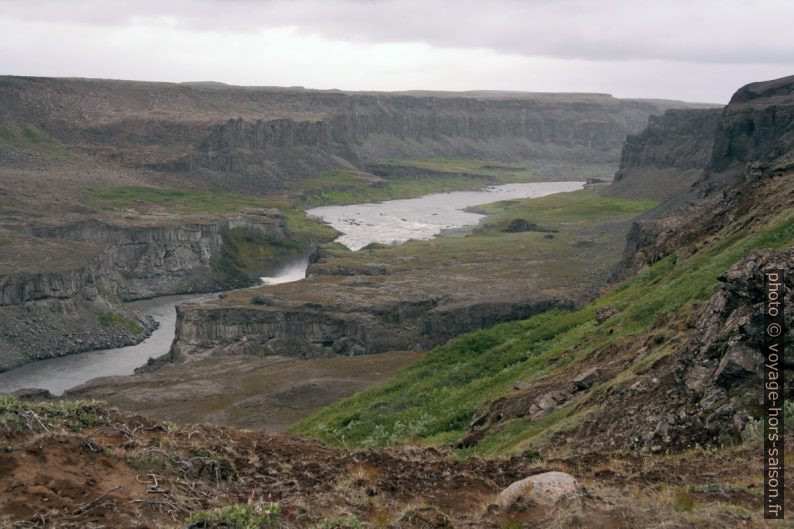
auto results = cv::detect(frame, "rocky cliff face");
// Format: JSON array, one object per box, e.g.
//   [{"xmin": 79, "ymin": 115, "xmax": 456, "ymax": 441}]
[
  {"xmin": 708, "ymin": 75, "xmax": 794, "ymax": 177},
  {"xmin": 0, "ymin": 246, "xmax": 158, "ymax": 372},
  {"xmin": 603, "ymin": 108, "xmax": 722, "ymax": 199},
  {"xmin": 29, "ymin": 211, "xmax": 287, "ymax": 300},
  {"xmin": 0, "ymin": 76, "xmax": 708, "ymax": 194},
  {"xmin": 617, "ymin": 75, "xmax": 794, "ymax": 278},
  {"xmin": 591, "ymin": 75, "xmax": 794, "ymax": 449},
  {"xmin": 0, "ymin": 210, "xmax": 289, "ymax": 371},
  {"xmin": 166, "ymin": 296, "xmax": 570, "ymax": 363}
]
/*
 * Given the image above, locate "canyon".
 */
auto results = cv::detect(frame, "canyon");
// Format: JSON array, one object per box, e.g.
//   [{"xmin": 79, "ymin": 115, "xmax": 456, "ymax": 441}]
[
  {"xmin": 0, "ymin": 76, "xmax": 709, "ymax": 373},
  {"xmin": 0, "ymin": 74, "xmax": 791, "ymax": 529}
]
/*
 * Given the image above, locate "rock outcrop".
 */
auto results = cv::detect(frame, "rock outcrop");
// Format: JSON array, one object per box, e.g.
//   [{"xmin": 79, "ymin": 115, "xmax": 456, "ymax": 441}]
[
  {"xmin": 0, "ymin": 76, "xmax": 710, "ymax": 194},
  {"xmin": 0, "ymin": 211, "xmax": 290, "ymax": 371},
  {"xmin": 573, "ymin": 76, "xmax": 794, "ymax": 450},
  {"xmin": 457, "ymin": 76, "xmax": 794, "ymax": 454},
  {"xmin": 167, "ymin": 293, "xmax": 571, "ymax": 363},
  {"xmin": 616, "ymin": 75, "xmax": 794, "ymax": 278},
  {"xmin": 603, "ymin": 107, "xmax": 722, "ymax": 200},
  {"xmin": 29, "ymin": 212, "xmax": 287, "ymax": 300}
]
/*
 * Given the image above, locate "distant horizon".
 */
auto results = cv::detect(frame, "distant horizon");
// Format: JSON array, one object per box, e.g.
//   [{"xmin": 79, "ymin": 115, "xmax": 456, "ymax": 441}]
[
  {"xmin": 2, "ymin": 0, "xmax": 793, "ymax": 104},
  {"xmin": 0, "ymin": 72, "xmax": 739, "ymax": 106}
]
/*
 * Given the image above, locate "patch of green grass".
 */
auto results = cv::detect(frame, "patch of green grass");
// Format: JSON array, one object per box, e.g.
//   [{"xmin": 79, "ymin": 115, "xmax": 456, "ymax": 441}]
[
  {"xmin": 673, "ymin": 489, "xmax": 696, "ymax": 512},
  {"xmin": 96, "ymin": 310, "xmax": 142, "ymax": 334},
  {"xmin": 293, "ymin": 206, "xmax": 793, "ymax": 455},
  {"xmin": 185, "ymin": 503, "xmax": 281, "ymax": 529},
  {"xmin": 290, "ymin": 158, "xmax": 600, "ymax": 207},
  {"xmin": 294, "ymin": 169, "xmax": 496, "ymax": 207},
  {"xmin": 0, "ymin": 124, "xmax": 14, "ymax": 142},
  {"xmin": 0, "ymin": 395, "xmax": 107, "ymax": 434},
  {"xmin": 473, "ymin": 189, "xmax": 659, "ymax": 228},
  {"xmin": 0, "ymin": 121, "xmax": 71, "ymax": 160}
]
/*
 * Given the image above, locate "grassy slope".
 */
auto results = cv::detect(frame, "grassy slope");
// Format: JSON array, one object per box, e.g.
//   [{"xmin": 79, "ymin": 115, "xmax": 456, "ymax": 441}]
[
  {"xmin": 292, "ymin": 199, "xmax": 793, "ymax": 456},
  {"xmin": 83, "ymin": 159, "xmax": 607, "ymax": 246},
  {"xmin": 290, "ymin": 158, "xmax": 603, "ymax": 207},
  {"xmin": 306, "ymin": 190, "xmax": 658, "ymax": 304}
]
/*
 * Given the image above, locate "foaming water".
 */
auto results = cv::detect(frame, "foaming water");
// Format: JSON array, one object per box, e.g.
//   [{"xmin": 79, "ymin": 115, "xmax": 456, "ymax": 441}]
[
  {"xmin": 260, "ymin": 256, "xmax": 309, "ymax": 285},
  {"xmin": 0, "ymin": 262, "xmax": 310, "ymax": 396},
  {"xmin": 307, "ymin": 181, "xmax": 584, "ymax": 251}
]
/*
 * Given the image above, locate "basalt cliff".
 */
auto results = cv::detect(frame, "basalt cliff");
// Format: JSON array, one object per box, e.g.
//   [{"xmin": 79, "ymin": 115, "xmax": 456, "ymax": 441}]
[
  {"xmin": 0, "ymin": 76, "xmax": 706, "ymax": 371},
  {"xmin": 0, "ymin": 211, "xmax": 288, "ymax": 371},
  {"xmin": 0, "ymin": 77, "xmax": 708, "ymax": 192}
]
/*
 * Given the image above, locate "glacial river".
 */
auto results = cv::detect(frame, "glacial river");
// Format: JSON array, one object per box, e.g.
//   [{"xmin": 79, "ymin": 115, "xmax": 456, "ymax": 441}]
[
  {"xmin": 308, "ymin": 181, "xmax": 584, "ymax": 250},
  {"xmin": 0, "ymin": 261, "xmax": 306, "ymax": 396},
  {"xmin": 0, "ymin": 181, "xmax": 583, "ymax": 395}
]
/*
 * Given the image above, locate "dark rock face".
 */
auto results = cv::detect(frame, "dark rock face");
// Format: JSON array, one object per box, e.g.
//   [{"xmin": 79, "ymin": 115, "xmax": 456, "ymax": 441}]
[
  {"xmin": 167, "ymin": 296, "xmax": 574, "ymax": 363},
  {"xmin": 603, "ymin": 108, "xmax": 722, "ymax": 199},
  {"xmin": 608, "ymin": 248, "xmax": 793, "ymax": 451},
  {"xmin": 0, "ymin": 212, "xmax": 289, "ymax": 372},
  {"xmin": 709, "ymin": 75, "xmax": 794, "ymax": 176},
  {"xmin": 616, "ymin": 76, "xmax": 794, "ymax": 279},
  {"xmin": 28, "ymin": 213, "xmax": 287, "ymax": 300},
  {"xmin": 0, "ymin": 76, "xmax": 705, "ymax": 194},
  {"xmin": 460, "ymin": 76, "xmax": 794, "ymax": 454}
]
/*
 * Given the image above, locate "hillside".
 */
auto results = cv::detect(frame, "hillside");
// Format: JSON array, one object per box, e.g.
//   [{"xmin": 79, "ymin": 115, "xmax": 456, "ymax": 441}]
[
  {"xmin": 0, "ymin": 76, "xmax": 702, "ymax": 371},
  {"xmin": 294, "ymin": 76, "xmax": 794, "ymax": 467},
  {"xmin": 0, "ymin": 76, "xmax": 709, "ymax": 195},
  {"xmin": 1, "ymin": 393, "xmax": 782, "ymax": 529},
  {"xmin": 1, "ymin": 75, "xmax": 792, "ymax": 529}
]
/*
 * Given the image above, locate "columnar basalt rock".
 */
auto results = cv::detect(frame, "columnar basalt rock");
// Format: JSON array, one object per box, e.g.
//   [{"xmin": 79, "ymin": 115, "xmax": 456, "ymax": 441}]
[
  {"xmin": 0, "ymin": 211, "xmax": 289, "ymax": 371},
  {"xmin": 0, "ymin": 76, "xmax": 710, "ymax": 194}
]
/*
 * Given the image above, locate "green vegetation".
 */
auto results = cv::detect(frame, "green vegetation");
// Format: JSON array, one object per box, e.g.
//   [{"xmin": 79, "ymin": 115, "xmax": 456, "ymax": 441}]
[
  {"xmin": 0, "ymin": 395, "xmax": 107, "ymax": 434},
  {"xmin": 295, "ymin": 169, "xmax": 492, "ymax": 207},
  {"xmin": 211, "ymin": 227, "xmax": 293, "ymax": 284},
  {"xmin": 318, "ymin": 515, "xmax": 364, "ymax": 529},
  {"xmin": 290, "ymin": 159, "xmax": 608, "ymax": 207},
  {"xmin": 0, "ymin": 121, "xmax": 71, "ymax": 160},
  {"xmin": 96, "ymin": 310, "xmax": 142, "ymax": 334},
  {"xmin": 96, "ymin": 310, "xmax": 137, "ymax": 331},
  {"xmin": 742, "ymin": 400, "xmax": 794, "ymax": 447},
  {"xmin": 293, "ymin": 206, "xmax": 793, "ymax": 455},
  {"xmin": 311, "ymin": 189, "xmax": 658, "ymax": 286},
  {"xmin": 186, "ymin": 503, "xmax": 281, "ymax": 529},
  {"xmin": 85, "ymin": 186, "xmax": 338, "ymax": 243},
  {"xmin": 473, "ymin": 190, "xmax": 659, "ymax": 228}
]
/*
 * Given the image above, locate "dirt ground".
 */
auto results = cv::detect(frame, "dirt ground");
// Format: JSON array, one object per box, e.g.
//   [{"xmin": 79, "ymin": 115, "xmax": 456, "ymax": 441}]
[
  {"xmin": 65, "ymin": 351, "xmax": 423, "ymax": 432},
  {"xmin": 1, "ymin": 400, "xmax": 791, "ymax": 529}
]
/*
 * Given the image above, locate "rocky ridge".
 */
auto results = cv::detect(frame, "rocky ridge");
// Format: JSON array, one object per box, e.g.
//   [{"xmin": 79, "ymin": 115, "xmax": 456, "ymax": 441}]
[
  {"xmin": 0, "ymin": 210, "xmax": 289, "ymax": 371},
  {"xmin": 603, "ymin": 107, "xmax": 722, "ymax": 200},
  {"xmin": 458, "ymin": 75, "xmax": 794, "ymax": 454},
  {"xmin": 0, "ymin": 76, "xmax": 711, "ymax": 193}
]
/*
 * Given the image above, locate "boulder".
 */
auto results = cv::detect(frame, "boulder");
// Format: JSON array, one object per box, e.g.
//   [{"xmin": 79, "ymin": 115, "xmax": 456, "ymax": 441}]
[
  {"xmin": 713, "ymin": 343, "xmax": 762, "ymax": 389},
  {"xmin": 497, "ymin": 471, "xmax": 580, "ymax": 508},
  {"xmin": 572, "ymin": 367, "xmax": 600, "ymax": 390}
]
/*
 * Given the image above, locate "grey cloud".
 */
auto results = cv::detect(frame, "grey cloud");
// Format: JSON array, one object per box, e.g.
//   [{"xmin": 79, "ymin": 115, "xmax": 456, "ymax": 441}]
[{"xmin": 4, "ymin": 0, "xmax": 794, "ymax": 65}]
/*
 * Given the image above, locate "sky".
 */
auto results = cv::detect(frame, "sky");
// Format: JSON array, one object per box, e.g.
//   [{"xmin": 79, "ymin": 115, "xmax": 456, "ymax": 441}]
[{"xmin": 1, "ymin": 0, "xmax": 792, "ymax": 103}]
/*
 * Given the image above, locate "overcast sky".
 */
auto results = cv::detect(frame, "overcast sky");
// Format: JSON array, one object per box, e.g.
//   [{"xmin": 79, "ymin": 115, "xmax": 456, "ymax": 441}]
[{"xmin": 1, "ymin": 0, "xmax": 792, "ymax": 103}]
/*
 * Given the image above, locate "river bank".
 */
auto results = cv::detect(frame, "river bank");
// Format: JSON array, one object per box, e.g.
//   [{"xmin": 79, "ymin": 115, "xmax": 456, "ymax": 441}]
[{"xmin": 0, "ymin": 258, "xmax": 312, "ymax": 395}]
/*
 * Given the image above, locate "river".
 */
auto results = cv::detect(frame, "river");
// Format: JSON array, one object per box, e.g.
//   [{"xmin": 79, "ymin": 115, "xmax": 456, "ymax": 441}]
[
  {"xmin": 307, "ymin": 181, "xmax": 584, "ymax": 250},
  {"xmin": 0, "ymin": 181, "xmax": 583, "ymax": 395},
  {"xmin": 0, "ymin": 262, "xmax": 307, "ymax": 396}
]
